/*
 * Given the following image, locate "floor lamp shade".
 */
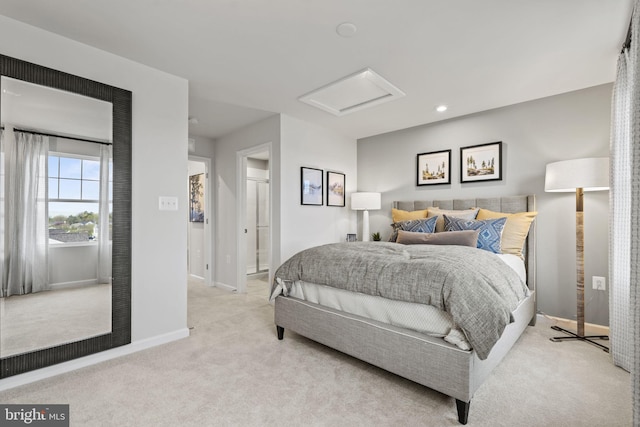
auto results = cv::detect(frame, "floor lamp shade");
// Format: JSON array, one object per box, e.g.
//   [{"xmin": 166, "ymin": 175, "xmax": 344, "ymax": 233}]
[
  {"xmin": 544, "ymin": 157, "xmax": 609, "ymax": 351},
  {"xmin": 351, "ymin": 192, "xmax": 381, "ymax": 242},
  {"xmin": 545, "ymin": 157, "xmax": 609, "ymax": 192}
]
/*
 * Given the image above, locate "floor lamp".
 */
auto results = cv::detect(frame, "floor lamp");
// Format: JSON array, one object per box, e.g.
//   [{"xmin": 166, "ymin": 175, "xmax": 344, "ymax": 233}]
[
  {"xmin": 351, "ymin": 192, "xmax": 381, "ymax": 242},
  {"xmin": 544, "ymin": 157, "xmax": 610, "ymax": 352}
]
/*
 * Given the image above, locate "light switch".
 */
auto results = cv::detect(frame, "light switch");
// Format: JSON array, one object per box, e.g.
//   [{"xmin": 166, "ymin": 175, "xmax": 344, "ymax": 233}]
[{"xmin": 159, "ymin": 196, "xmax": 178, "ymax": 211}]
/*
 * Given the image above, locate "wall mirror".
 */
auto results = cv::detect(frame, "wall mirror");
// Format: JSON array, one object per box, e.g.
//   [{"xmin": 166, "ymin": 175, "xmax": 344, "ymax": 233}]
[{"xmin": 0, "ymin": 54, "xmax": 131, "ymax": 379}]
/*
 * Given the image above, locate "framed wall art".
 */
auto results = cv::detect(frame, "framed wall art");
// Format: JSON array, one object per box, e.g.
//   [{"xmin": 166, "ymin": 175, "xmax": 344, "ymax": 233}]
[
  {"xmin": 189, "ymin": 173, "xmax": 205, "ymax": 222},
  {"xmin": 416, "ymin": 149, "xmax": 451, "ymax": 186},
  {"xmin": 326, "ymin": 171, "xmax": 346, "ymax": 207},
  {"xmin": 301, "ymin": 167, "xmax": 323, "ymax": 205},
  {"xmin": 460, "ymin": 141, "xmax": 502, "ymax": 183}
]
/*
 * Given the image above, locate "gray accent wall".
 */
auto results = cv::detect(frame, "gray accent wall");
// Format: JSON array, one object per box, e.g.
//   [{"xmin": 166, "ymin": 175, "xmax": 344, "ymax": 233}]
[{"xmin": 358, "ymin": 84, "xmax": 612, "ymax": 326}]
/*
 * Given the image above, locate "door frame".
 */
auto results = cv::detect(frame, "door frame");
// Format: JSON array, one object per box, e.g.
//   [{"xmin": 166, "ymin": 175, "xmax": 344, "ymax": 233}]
[
  {"xmin": 188, "ymin": 155, "xmax": 212, "ymax": 286},
  {"xmin": 236, "ymin": 142, "xmax": 272, "ymax": 293}
]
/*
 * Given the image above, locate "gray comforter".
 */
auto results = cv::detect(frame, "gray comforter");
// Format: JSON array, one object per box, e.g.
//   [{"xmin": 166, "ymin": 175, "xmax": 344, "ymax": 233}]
[{"xmin": 273, "ymin": 242, "xmax": 529, "ymax": 360}]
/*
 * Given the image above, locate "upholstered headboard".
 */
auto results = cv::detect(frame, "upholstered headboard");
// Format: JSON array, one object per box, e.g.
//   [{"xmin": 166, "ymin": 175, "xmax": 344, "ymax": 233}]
[{"xmin": 392, "ymin": 195, "xmax": 537, "ymax": 300}]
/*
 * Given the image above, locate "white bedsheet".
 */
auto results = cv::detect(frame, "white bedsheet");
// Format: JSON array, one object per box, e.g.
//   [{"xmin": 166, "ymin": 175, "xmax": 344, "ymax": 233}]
[{"xmin": 275, "ymin": 253, "xmax": 527, "ymax": 351}]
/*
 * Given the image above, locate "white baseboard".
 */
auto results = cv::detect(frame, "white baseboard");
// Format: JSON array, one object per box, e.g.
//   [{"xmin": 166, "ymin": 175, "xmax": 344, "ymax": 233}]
[
  {"xmin": 0, "ymin": 328, "xmax": 190, "ymax": 392},
  {"xmin": 50, "ymin": 279, "xmax": 99, "ymax": 290},
  {"xmin": 214, "ymin": 281, "xmax": 237, "ymax": 292},
  {"xmin": 539, "ymin": 314, "xmax": 609, "ymax": 336}
]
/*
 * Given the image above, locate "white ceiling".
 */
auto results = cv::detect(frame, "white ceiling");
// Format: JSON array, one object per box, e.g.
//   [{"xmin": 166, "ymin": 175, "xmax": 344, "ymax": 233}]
[
  {"xmin": 1, "ymin": 76, "xmax": 112, "ymax": 141},
  {"xmin": 0, "ymin": 0, "xmax": 633, "ymax": 141}
]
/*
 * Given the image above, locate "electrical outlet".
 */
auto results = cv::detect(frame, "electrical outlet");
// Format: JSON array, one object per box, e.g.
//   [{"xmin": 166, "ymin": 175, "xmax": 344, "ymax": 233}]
[{"xmin": 592, "ymin": 276, "xmax": 606, "ymax": 291}]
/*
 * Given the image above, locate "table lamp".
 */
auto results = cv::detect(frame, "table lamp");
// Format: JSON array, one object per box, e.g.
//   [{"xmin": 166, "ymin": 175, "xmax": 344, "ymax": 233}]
[{"xmin": 351, "ymin": 192, "xmax": 381, "ymax": 242}]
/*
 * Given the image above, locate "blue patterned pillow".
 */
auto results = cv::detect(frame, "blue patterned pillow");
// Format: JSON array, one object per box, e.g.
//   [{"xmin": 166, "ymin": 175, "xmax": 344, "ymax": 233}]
[
  {"xmin": 388, "ymin": 216, "xmax": 437, "ymax": 242},
  {"xmin": 443, "ymin": 215, "xmax": 507, "ymax": 253}
]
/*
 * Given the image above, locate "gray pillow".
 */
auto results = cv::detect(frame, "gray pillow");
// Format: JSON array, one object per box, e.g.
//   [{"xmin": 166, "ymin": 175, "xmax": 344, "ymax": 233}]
[
  {"xmin": 396, "ymin": 229, "xmax": 480, "ymax": 247},
  {"xmin": 388, "ymin": 217, "xmax": 438, "ymax": 242}
]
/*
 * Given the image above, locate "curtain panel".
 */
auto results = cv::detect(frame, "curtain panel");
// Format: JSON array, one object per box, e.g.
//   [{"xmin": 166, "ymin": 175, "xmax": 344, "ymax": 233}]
[
  {"xmin": 97, "ymin": 144, "xmax": 112, "ymax": 284},
  {"xmin": 630, "ymin": 2, "xmax": 640, "ymax": 422},
  {"xmin": 0, "ymin": 128, "xmax": 49, "ymax": 297},
  {"xmin": 610, "ymin": 49, "xmax": 632, "ymax": 372},
  {"xmin": 611, "ymin": 1, "xmax": 640, "ymax": 423}
]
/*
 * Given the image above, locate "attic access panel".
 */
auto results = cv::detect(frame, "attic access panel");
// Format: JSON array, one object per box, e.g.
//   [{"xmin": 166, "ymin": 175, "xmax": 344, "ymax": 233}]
[{"xmin": 298, "ymin": 68, "xmax": 405, "ymax": 116}]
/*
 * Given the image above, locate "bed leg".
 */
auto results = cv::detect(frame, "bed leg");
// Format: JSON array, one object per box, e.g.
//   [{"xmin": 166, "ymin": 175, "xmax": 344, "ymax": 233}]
[
  {"xmin": 455, "ymin": 399, "xmax": 470, "ymax": 425},
  {"xmin": 276, "ymin": 325, "xmax": 284, "ymax": 340}
]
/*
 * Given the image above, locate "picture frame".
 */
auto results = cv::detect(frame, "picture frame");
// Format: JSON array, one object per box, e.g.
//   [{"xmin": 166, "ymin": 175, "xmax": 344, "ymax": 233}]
[
  {"xmin": 416, "ymin": 149, "xmax": 451, "ymax": 186},
  {"xmin": 189, "ymin": 173, "xmax": 205, "ymax": 222},
  {"xmin": 326, "ymin": 171, "xmax": 346, "ymax": 207},
  {"xmin": 301, "ymin": 167, "xmax": 323, "ymax": 205},
  {"xmin": 460, "ymin": 141, "xmax": 502, "ymax": 183}
]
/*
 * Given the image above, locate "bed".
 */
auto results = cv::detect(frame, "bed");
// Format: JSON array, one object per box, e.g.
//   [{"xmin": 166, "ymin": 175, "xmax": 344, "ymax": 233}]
[{"xmin": 271, "ymin": 195, "xmax": 536, "ymax": 424}]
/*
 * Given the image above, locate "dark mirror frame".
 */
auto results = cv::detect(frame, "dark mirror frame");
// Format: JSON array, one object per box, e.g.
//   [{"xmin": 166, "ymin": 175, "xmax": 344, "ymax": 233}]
[{"xmin": 0, "ymin": 54, "xmax": 132, "ymax": 378}]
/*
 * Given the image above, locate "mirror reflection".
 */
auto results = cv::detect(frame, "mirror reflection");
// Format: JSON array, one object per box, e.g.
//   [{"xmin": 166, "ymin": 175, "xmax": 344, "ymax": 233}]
[{"xmin": 0, "ymin": 76, "xmax": 113, "ymax": 357}]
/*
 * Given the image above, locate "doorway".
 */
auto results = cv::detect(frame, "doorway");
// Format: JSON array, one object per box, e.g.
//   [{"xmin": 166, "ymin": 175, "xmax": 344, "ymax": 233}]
[
  {"xmin": 236, "ymin": 143, "xmax": 271, "ymax": 294},
  {"xmin": 246, "ymin": 163, "xmax": 269, "ymax": 275},
  {"xmin": 188, "ymin": 157, "xmax": 211, "ymax": 286}
]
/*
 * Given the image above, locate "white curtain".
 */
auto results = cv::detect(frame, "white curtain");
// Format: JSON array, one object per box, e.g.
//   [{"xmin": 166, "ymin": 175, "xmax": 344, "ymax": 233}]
[
  {"xmin": 631, "ymin": 3, "xmax": 640, "ymax": 421},
  {"xmin": 0, "ymin": 128, "xmax": 49, "ymax": 297},
  {"xmin": 97, "ymin": 144, "xmax": 112, "ymax": 284},
  {"xmin": 610, "ymin": 48, "xmax": 632, "ymax": 372},
  {"xmin": 610, "ymin": 1, "xmax": 640, "ymax": 423}
]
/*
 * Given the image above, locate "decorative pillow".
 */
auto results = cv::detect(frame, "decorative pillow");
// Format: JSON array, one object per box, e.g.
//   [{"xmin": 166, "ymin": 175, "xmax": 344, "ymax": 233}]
[
  {"xmin": 388, "ymin": 217, "xmax": 438, "ymax": 242},
  {"xmin": 396, "ymin": 229, "xmax": 480, "ymax": 247},
  {"xmin": 391, "ymin": 208, "xmax": 428, "ymax": 223},
  {"xmin": 475, "ymin": 209, "xmax": 537, "ymax": 259},
  {"xmin": 427, "ymin": 207, "xmax": 480, "ymax": 232},
  {"xmin": 476, "ymin": 209, "xmax": 538, "ymax": 259},
  {"xmin": 443, "ymin": 215, "xmax": 507, "ymax": 253}
]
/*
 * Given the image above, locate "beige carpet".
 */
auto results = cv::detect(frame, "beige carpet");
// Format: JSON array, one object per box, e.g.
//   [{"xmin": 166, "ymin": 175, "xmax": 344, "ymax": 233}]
[
  {"xmin": 0, "ymin": 276, "xmax": 631, "ymax": 426},
  {"xmin": 0, "ymin": 284, "xmax": 111, "ymax": 357}
]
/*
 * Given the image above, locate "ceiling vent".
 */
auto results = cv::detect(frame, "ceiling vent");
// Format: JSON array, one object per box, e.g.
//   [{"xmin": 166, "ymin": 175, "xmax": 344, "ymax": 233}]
[{"xmin": 298, "ymin": 68, "xmax": 405, "ymax": 116}]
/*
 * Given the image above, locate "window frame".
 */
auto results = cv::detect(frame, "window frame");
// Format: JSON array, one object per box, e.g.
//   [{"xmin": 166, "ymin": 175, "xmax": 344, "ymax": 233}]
[{"xmin": 47, "ymin": 150, "xmax": 112, "ymax": 246}]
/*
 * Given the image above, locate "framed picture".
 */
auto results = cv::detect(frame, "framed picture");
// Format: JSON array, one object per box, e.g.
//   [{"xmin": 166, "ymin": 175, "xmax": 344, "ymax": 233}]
[
  {"xmin": 326, "ymin": 171, "xmax": 346, "ymax": 207},
  {"xmin": 301, "ymin": 167, "xmax": 323, "ymax": 205},
  {"xmin": 416, "ymin": 149, "xmax": 451, "ymax": 186},
  {"xmin": 189, "ymin": 173, "xmax": 205, "ymax": 222},
  {"xmin": 460, "ymin": 141, "xmax": 502, "ymax": 183}
]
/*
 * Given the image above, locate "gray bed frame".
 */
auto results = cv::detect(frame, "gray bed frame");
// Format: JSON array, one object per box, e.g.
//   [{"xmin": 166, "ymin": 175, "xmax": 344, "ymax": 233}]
[{"xmin": 274, "ymin": 195, "xmax": 536, "ymax": 424}]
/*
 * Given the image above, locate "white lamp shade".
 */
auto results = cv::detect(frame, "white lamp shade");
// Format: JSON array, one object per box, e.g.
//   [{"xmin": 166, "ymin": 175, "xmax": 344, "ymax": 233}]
[
  {"xmin": 544, "ymin": 157, "xmax": 609, "ymax": 192},
  {"xmin": 351, "ymin": 192, "xmax": 381, "ymax": 210}
]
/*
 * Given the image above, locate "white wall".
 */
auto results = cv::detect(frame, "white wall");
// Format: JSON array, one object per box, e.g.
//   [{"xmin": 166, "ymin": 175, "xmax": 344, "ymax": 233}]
[
  {"xmin": 213, "ymin": 114, "xmax": 357, "ymax": 290},
  {"xmin": 358, "ymin": 84, "xmax": 612, "ymax": 326},
  {"xmin": 0, "ymin": 16, "xmax": 189, "ymax": 349},
  {"xmin": 280, "ymin": 115, "xmax": 357, "ymax": 262},
  {"xmin": 49, "ymin": 245, "xmax": 100, "ymax": 287},
  {"xmin": 214, "ymin": 115, "xmax": 281, "ymax": 289}
]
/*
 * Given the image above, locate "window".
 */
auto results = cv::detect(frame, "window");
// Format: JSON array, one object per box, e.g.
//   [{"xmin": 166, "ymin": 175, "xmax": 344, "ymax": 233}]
[{"xmin": 48, "ymin": 153, "xmax": 112, "ymax": 244}]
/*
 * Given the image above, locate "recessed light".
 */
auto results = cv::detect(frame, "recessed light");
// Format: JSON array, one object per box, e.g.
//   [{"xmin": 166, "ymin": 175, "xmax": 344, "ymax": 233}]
[
  {"xmin": 436, "ymin": 105, "xmax": 448, "ymax": 112},
  {"xmin": 336, "ymin": 22, "xmax": 357, "ymax": 38}
]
